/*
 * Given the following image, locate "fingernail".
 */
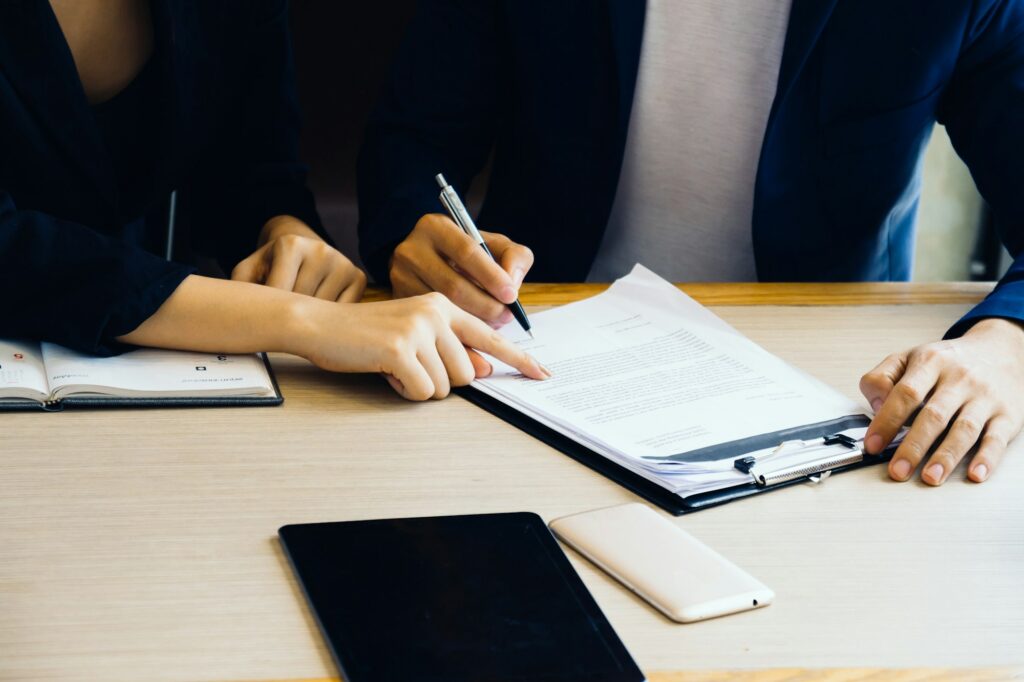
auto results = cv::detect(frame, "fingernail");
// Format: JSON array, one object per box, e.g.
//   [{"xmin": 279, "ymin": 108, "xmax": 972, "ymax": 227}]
[
  {"xmin": 866, "ymin": 434, "xmax": 883, "ymax": 454},
  {"xmin": 972, "ymin": 464, "xmax": 989, "ymax": 482},
  {"xmin": 479, "ymin": 361, "xmax": 493, "ymax": 378},
  {"xmin": 891, "ymin": 458, "xmax": 912, "ymax": 480},
  {"xmin": 538, "ymin": 364, "xmax": 553, "ymax": 379},
  {"xmin": 500, "ymin": 286, "xmax": 517, "ymax": 304},
  {"xmin": 511, "ymin": 267, "xmax": 525, "ymax": 288},
  {"xmin": 871, "ymin": 398, "xmax": 883, "ymax": 413},
  {"xmin": 924, "ymin": 463, "xmax": 944, "ymax": 484}
]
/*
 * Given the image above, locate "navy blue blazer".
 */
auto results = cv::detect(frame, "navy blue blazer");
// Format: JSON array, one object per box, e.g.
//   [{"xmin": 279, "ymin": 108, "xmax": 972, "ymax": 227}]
[
  {"xmin": 0, "ymin": 0, "xmax": 323, "ymax": 354},
  {"xmin": 358, "ymin": 0, "xmax": 1024, "ymax": 337}
]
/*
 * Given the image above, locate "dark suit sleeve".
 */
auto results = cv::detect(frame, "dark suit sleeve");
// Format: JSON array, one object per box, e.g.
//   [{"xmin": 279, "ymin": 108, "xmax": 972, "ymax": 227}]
[
  {"xmin": 189, "ymin": 0, "xmax": 326, "ymax": 273},
  {"xmin": 0, "ymin": 189, "xmax": 194, "ymax": 354},
  {"xmin": 938, "ymin": 0, "xmax": 1024, "ymax": 337},
  {"xmin": 357, "ymin": 0, "xmax": 503, "ymax": 283}
]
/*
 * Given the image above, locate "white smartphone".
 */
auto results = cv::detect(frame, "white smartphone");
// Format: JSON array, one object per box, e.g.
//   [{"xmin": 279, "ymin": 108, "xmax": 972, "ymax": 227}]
[{"xmin": 549, "ymin": 503, "xmax": 774, "ymax": 623}]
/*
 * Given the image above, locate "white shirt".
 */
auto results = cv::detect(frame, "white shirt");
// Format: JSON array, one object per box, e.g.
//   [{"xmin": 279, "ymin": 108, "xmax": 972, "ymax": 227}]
[{"xmin": 588, "ymin": 0, "xmax": 793, "ymax": 282}]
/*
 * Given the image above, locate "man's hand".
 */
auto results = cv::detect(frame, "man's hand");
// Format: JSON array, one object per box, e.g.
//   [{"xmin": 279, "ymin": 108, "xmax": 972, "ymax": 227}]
[
  {"xmin": 389, "ymin": 213, "xmax": 534, "ymax": 326},
  {"xmin": 232, "ymin": 215, "xmax": 367, "ymax": 303},
  {"xmin": 860, "ymin": 318, "xmax": 1024, "ymax": 485}
]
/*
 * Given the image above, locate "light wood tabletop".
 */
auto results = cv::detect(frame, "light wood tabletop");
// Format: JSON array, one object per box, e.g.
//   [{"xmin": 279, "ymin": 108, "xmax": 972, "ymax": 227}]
[{"xmin": 2, "ymin": 283, "xmax": 1023, "ymax": 682}]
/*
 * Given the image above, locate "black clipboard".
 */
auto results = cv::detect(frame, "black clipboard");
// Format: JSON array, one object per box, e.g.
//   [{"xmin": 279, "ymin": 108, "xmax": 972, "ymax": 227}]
[{"xmin": 455, "ymin": 387, "xmax": 893, "ymax": 515}]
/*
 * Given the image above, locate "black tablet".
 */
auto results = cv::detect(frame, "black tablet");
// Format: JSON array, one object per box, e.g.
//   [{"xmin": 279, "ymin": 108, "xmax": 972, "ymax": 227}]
[{"xmin": 279, "ymin": 512, "xmax": 645, "ymax": 682}]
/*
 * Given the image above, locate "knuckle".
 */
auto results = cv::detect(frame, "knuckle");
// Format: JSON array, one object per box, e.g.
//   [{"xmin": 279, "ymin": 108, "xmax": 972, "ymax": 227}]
[
  {"xmin": 893, "ymin": 382, "xmax": 924, "ymax": 406},
  {"xmin": 382, "ymin": 337, "xmax": 408, "ymax": 361},
  {"xmin": 392, "ymin": 241, "xmax": 415, "ymax": 267},
  {"xmin": 962, "ymin": 373, "xmax": 986, "ymax": 392},
  {"xmin": 455, "ymin": 241, "xmax": 480, "ymax": 265},
  {"xmin": 389, "ymin": 268, "xmax": 413, "ymax": 295},
  {"xmin": 859, "ymin": 371, "xmax": 883, "ymax": 390},
  {"xmin": 915, "ymin": 343, "xmax": 950, "ymax": 364},
  {"xmin": 416, "ymin": 214, "xmax": 444, "ymax": 233},
  {"xmin": 900, "ymin": 438, "xmax": 925, "ymax": 460},
  {"xmin": 485, "ymin": 328, "xmax": 501, "ymax": 344},
  {"xmin": 451, "ymin": 366, "xmax": 475, "ymax": 387},
  {"xmin": 930, "ymin": 450, "xmax": 959, "ymax": 471},
  {"xmin": 917, "ymin": 403, "xmax": 948, "ymax": 428},
  {"xmin": 953, "ymin": 415, "xmax": 982, "ymax": 437},
  {"xmin": 422, "ymin": 291, "xmax": 449, "ymax": 308},
  {"xmin": 880, "ymin": 411, "xmax": 907, "ymax": 431},
  {"xmin": 981, "ymin": 432, "xmax": 1008, "ymax": 452},
  {"xmin": 444, "ymin": 284, "xmax": 468, "ymax": 309}
]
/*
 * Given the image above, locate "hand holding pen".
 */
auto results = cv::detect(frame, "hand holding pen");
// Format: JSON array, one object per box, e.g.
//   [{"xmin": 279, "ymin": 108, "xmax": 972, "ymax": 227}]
[
  {"xmin": 435, "ymin": 174, "xmax": 533, "ymax": 338},
  {"xmin": 385, "ymin": 178, "xmax": 536, "ymax": 330}
]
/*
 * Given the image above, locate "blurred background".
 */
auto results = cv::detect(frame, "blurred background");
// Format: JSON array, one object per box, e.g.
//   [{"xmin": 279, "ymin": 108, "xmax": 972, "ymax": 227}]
[{"xmin": 289, "ymin": 2, "xmax": 1007, "ymax": 284}]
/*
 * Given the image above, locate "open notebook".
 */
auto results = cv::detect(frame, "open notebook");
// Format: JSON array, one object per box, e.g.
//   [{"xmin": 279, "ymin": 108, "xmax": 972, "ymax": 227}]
[
  {"xmin": 463, "ymin": 265, "xmax": 901, "ymax": 514},
  {"xmin": 0, "ymin": 339, "xmax": 281, "ymax": 411}
]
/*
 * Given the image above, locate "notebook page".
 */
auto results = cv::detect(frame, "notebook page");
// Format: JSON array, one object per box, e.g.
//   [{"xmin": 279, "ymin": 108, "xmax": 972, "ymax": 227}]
[
  {"xmin": 41, "ymin": 344, "xmax": 275, "ymax": 399},
  {"xmin": 0, "ymin": 339, "xmax": 49, "ymax": 401},
  {"xmin": 477, "ymin": 265, "xmax": 864, "ymax": 463}
]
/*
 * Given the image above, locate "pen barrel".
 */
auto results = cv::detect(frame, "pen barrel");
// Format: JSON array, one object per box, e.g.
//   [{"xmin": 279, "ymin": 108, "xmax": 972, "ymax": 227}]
[
  {"xmin": 440, "ymin": 188, "xmax": 484, "ymax": 244},
  {"xmin": 477, "ymin": 242, "xmax": 531, "ymax": 334},
  {"xmin": 508, "ymin": 300, "xmax": 532, "ymax": 333},
  {"xmin": 438, "ymin": 173, "xmax": 533, "ymax": 336}
]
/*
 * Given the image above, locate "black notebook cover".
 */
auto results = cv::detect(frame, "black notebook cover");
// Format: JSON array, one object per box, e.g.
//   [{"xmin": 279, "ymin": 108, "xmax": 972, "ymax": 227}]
[
  {"xmin": 0, "ymin": 353, "xmax": 282, "ymax": 412},
  {"xmin": 455, "ymin": 387, "xmax": 892, "ymax": 515}
]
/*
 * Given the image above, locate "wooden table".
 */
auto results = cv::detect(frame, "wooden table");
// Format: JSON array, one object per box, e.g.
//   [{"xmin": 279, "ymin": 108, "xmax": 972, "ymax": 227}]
[{"xmin": 2, "ymin": 283, "xmax": 1022, "ymax": 682}]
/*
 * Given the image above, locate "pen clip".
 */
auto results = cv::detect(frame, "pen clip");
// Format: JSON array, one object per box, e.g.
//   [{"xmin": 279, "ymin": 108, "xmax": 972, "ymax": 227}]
[{"xmin": 437, "ymin": 184, "xmax": 484, "ymax": 245}]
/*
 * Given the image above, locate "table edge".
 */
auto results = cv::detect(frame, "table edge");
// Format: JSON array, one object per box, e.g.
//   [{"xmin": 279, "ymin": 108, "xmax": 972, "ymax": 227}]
[
  {"xmin": 363, "ymin": 282, "xmax": 993, "ymax": 306},
  {"xmin": 242, "ymin": 668, "xmax": 1024, "ymax": 682}
]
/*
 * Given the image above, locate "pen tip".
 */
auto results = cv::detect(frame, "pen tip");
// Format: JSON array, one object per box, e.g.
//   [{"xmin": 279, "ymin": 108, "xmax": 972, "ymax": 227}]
[{"xmin": 527, "ymin": 330, "xmax": 535, "ymax": 340}]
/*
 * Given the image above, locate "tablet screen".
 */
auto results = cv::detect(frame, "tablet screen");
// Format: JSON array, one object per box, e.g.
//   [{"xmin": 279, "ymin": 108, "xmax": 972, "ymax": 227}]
[{"xmin": 279, "ymin": 512, "xmax": 644, "ymax": 682}]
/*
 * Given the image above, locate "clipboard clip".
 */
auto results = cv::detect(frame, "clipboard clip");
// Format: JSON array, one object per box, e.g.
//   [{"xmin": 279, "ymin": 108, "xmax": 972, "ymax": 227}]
[{"xmin": 734, "ymin": 432, "xmax": 863, "ymax": 488}]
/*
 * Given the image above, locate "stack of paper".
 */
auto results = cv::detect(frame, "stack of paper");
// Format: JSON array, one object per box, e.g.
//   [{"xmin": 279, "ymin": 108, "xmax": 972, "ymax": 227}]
[{"xmin": 475, "ymin": 266, "xmax": 872, "ymax": 498}]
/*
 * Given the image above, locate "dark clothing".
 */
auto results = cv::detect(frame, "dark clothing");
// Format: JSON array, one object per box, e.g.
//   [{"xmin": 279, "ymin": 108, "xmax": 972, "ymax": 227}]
[
  {"xmin": 0, "ymin": 0, "xmax": 324, "ymax": 354},
  {"xmin": 358, "ymin": 0, "xmax": 1024, "ymax": 338},
  {"xmin": 91, "ymin": 57, "xmax": 165, "ymax": 234}
]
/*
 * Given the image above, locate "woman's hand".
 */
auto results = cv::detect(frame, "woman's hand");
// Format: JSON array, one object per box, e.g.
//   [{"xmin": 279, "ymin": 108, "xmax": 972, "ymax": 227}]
[
  {"xmin": 860, "ymin": 318, "xmax": 1024, "ymax": 485},
  {"xmin": 291, "ymin": 292, "xmax": 550, "ymax": 401},
  {"xmin": 232, "ymin": 215, "xmax": 366, "ymax": 303}
]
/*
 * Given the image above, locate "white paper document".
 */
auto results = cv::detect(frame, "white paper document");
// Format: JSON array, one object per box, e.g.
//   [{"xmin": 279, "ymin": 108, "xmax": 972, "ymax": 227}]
[
  {"xmin": 0, "ymin": 339, "xmax": 49, "ymax": 401},
  {"xmin": 474, "ymin": 265, "xmax": 869, "ymax": 497}
]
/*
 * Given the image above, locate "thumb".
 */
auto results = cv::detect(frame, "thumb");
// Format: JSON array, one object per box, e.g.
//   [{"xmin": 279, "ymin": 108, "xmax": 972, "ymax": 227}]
[{"xmin": 483, "ymin": 231, "xmax": 534, "ymax": 289}]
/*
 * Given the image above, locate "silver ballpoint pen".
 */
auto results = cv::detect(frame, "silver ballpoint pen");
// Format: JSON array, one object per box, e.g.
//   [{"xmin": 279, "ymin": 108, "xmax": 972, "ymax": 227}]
[{"xmin": 435, "ymin": 173, "xmax": 534, "ymax": 339}]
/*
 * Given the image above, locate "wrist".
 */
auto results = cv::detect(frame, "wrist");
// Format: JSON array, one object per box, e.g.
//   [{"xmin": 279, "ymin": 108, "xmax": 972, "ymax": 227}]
[
  {"xmin": 271, "ymin": 292, "xmax": 317, "ymax": 358},
  {"xmin": 965, "ymin": 317, "xmax": 1024, "ymax": 350}
]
